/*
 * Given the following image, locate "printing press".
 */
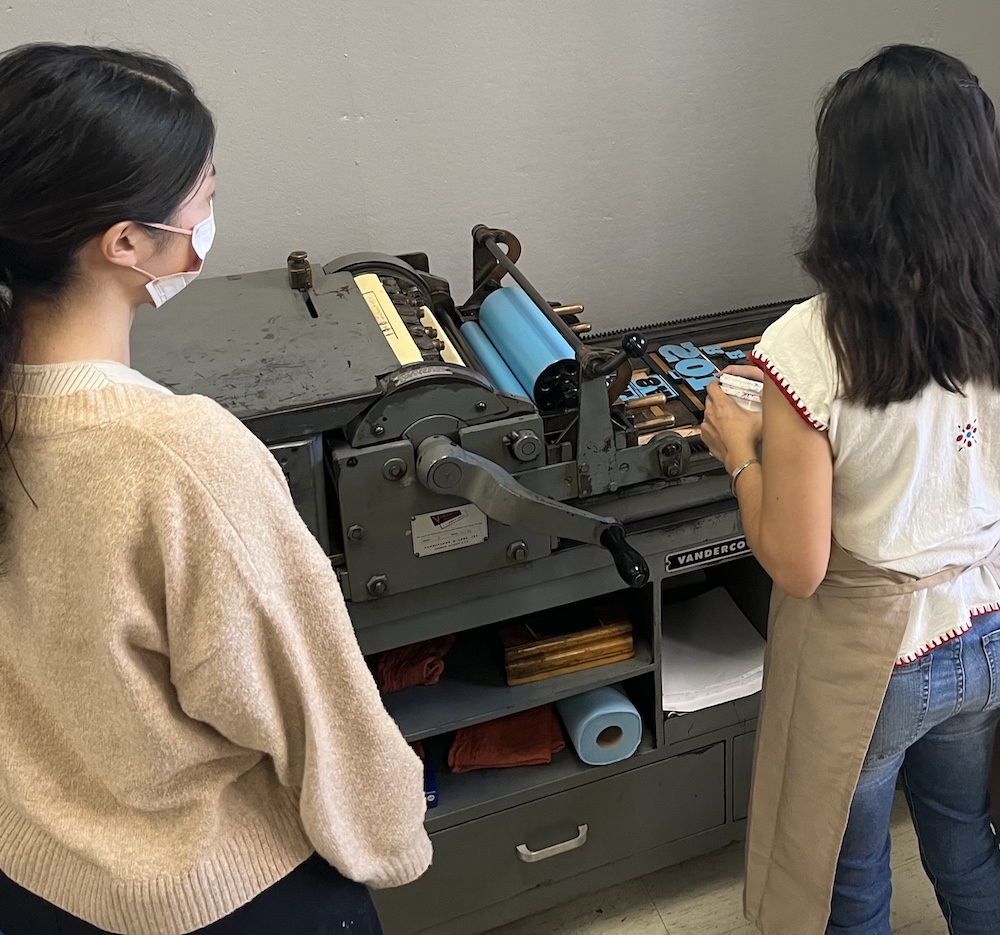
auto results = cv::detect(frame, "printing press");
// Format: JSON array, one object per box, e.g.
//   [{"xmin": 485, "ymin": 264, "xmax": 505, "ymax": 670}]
[
  {"xmin": 133, "ymin": 225, "xmax": 798, "ymax": 605},
  {"xmin": 133, "ymin": 226, "xmax": 798, "ymax": 935}
]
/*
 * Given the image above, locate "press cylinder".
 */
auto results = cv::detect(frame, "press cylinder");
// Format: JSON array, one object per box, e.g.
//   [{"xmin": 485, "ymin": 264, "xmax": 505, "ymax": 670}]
[
  {"xmin": 478, "ymin": 286, "xmax": 579, "ymax": 412},
  {"xmin": 460, "ymin": 321, "xmax": 529, "ymax": 399}
]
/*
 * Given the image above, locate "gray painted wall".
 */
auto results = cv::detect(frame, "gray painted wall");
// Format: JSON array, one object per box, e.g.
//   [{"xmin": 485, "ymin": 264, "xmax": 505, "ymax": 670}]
[{"xmin": 4, "ymin": 1, "xmax": 1000, "ymax": 328}]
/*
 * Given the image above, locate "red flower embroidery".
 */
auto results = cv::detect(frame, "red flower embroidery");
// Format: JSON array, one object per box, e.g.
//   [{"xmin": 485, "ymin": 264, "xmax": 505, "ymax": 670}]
[{"xmin": 957, "ymin": 420, "xmax": 979, "ymax": 450}]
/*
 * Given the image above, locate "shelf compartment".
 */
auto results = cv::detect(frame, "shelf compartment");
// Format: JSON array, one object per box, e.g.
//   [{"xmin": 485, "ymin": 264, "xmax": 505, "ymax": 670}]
[
  {"xmin": 383, "ymin": 629, "xmax": 655, "ymax": 742},
  {"xmin": 424, "ymin": 725, "xmax": 657, "ymax": 830}
]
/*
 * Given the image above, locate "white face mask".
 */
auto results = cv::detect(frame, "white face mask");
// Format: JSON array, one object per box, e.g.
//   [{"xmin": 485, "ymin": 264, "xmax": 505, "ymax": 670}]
[{"xmin": 134, "ymin": 201, "xmax": 216, "ymax": 307}]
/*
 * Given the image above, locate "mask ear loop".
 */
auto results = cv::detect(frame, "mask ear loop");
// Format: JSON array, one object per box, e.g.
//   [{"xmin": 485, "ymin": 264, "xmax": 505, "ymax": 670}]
[
  {"xmin": 140, "ymin": 201, "xmax": 214, "ymax": 258},
  {"xmin": 132, "ymin": 223, "xmax": 185, "ymax": 284},
  {"xmin": 141, "ymin": 221, "xmax": 193, "ymax": 236},
  {"xmin": 131, "ymin": 221, "xmax": 203, "ymax": 287}
]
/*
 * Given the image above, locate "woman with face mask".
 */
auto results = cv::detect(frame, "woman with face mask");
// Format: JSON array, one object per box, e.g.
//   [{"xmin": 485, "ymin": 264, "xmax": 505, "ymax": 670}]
[
  {"xmin": 0, "ymin": 44, "xmax": 431, "ymax": 935},
  {"xmin": 702, "ymin": 45, "xmax": 1000, "ymax": 934}
]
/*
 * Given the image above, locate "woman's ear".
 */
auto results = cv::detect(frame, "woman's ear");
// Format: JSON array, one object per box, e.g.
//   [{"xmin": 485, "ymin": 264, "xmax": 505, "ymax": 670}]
[{"xmin": 100, "ymin": 222, "xmax": 147, "ymax": 270}]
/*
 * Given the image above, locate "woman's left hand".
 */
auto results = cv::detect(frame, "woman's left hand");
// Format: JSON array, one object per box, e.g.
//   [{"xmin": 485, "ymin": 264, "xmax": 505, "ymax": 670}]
[{"xmin": 701, "ymin": 380, "xmax": 763, "ymax": 473}]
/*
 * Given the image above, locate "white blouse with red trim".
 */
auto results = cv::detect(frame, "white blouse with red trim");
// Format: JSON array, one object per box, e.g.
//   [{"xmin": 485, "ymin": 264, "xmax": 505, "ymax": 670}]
[{"xmin": 751, "ymin": 296, "xmax": 1000, "ymax": 665}]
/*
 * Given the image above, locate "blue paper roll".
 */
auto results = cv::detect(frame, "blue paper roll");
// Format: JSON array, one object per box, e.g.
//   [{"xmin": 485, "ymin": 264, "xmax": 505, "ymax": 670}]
[
  {"xmin": 460, "ymin": 321, "xmax": 530, "ymax": 399},
  {"xmin": 478, "ymin": 286, "xmax": 577, "ymax": 411},
  {"xmin": 556, "ymin": 685, "xmax": 643, "ymax": 766}
]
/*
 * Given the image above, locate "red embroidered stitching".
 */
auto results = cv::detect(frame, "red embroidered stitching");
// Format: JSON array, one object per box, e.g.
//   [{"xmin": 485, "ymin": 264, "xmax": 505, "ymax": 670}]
[
  {"xmin": 749, "ymin": 351, "xmax": 827, "ymax": 432},
  {"xmin": 896, "ymin": 603, "xmax": 1000, "ymax": 665},
  {"xmin": 895, "ymin": 621, "xmax": 972, "ymax": 665}
]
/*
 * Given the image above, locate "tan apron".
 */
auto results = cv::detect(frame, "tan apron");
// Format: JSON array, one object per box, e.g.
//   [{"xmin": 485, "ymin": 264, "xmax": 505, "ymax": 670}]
[{"xmin": 744, "ymin": 540, "xmax": 1000, "ymax": 935}]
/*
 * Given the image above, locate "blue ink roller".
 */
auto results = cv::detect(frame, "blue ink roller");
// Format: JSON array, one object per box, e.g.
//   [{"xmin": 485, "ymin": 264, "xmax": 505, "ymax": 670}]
[
  {"xmin": 556, "ymin": 684, "xmax": 643, "ymax": 766},
  {"xmin": 478, "ymin": 286, "xmax": 579, "ymax": 412},
  {"xmin": 460, "ymin": 321, "xmax": 530, "ymax": 399}
]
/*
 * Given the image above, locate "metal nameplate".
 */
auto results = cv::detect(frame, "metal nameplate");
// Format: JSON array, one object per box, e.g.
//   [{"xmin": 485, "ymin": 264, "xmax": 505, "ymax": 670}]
[
  {"xmin": 665, "ymin": 536, "xmax": 748, "ymax": 571},
  {"xmin": 411, "ymin": 504, "xmax": 489, "ymax": 557}
]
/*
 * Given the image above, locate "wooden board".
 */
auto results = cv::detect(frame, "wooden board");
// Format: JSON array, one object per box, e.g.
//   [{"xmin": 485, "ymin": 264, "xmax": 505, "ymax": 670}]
[{"xmin": 501, "ymin": 602, "xmax": 634, "ymax": 686}]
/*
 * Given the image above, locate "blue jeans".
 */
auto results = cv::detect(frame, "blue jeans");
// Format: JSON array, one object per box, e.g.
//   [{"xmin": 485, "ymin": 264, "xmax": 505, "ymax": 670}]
[{"xmin": 828, "ymin": 612, "xmax": 1000, "ymax": 935}]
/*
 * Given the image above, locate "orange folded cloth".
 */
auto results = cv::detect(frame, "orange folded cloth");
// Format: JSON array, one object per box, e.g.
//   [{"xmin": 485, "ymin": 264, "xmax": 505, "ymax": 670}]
[
  {"xmin": 448, "ymin": 704, "xmax": 565, "ymax": 773},
  {"xmin": 376, "ymin": 635, "xmax": 457, "ymax": 694}
]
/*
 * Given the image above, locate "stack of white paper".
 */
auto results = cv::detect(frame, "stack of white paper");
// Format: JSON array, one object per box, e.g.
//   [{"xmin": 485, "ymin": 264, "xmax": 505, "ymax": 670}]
[{"xmin": 661, "ymin": 587, "xmax": 766, "ymax": 713}]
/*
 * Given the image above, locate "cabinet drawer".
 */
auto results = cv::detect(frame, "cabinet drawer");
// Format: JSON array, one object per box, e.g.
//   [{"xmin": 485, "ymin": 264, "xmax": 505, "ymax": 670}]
[
  {"xmin": 375, "ymin": 743, "xmax": 725, "ymax": 934},
  {"xmin": 732, "ymin": 732, "xmax": 755, "ymax": 821}
]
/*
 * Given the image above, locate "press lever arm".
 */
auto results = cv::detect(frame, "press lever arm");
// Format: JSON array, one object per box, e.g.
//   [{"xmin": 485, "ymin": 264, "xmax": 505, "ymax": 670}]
[{"xmin": 416, "ymin": 436, "xmax": 649, "ymax": 588}]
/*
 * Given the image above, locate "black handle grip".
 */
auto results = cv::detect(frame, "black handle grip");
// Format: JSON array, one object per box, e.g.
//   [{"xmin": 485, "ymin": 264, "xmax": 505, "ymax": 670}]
[
  {"xmin": 599, "ymin": 525, "xmax": 650, "ymax": 588},
  {"xmin": 590, "ymin": 332, "xmax": 648, "ymax": 378},
  {"xmin": 621, "ymin": 333, "xmax": 647, "ymax": 357}
]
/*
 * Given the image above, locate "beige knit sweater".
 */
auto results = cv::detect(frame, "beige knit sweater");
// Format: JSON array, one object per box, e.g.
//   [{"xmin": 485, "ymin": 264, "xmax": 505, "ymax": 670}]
[{"xmin": 0, "ymin": 363, "xmax": 431, "ymax": 935}]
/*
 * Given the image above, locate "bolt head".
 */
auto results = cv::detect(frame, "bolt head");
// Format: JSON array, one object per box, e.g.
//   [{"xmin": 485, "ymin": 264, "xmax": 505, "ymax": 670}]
[
  {"xmin": 382, "ymin": 458, "xmax": 408, "ymax": 481},
  {"xmin": 506, "ymin": 541, "xmax": 529, "ymax": 562}
]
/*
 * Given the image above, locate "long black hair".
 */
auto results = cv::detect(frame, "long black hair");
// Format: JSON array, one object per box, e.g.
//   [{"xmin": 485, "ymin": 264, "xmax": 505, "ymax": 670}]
[
  {"xmin": 0, "ymin": 43, "xmax": 215, "ymax": 542},
  {"xmin": 801, "ymin": 44, "xmax": 1000, "ymax": 407}
]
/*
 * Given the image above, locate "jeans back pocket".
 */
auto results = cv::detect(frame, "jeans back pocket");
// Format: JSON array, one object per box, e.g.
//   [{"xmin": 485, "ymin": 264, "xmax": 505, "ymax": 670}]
[
  {"xmin": 866, "ymin": 655, "xmax": 932, "ymax": 764},
  {"xmin": 981, "ymin": 627, "xmax": 1000, "ymax": 710}
]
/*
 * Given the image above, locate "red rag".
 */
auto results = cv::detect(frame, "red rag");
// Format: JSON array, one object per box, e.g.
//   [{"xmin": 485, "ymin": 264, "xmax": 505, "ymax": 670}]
[
  {"xmin": 376, "ymin": 635, "xmax": 457, "ymax": 694},
  {"xmin": 448, "ymin": 705, "xmax": 566, "ymax": 774}
]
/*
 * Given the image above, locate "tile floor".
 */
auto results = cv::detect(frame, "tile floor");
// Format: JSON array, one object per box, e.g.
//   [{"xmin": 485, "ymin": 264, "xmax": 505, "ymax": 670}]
[{"xmin": 485, "ymin": 791, "xmax": 946, "ymax": 935}]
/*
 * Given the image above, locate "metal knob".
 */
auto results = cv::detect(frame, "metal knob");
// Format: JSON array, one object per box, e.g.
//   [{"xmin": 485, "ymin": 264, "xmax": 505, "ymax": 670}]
[
  {"xmin": 507, "ymin": 429, "xmax": 542, "ymax": 463},
  {"xmin": 622, "ymin": 333, "xmax": 647, "ymax": 357},
  {"xmin": 287, "ymin": 251, "xmax": 312, "ymax": 290}
]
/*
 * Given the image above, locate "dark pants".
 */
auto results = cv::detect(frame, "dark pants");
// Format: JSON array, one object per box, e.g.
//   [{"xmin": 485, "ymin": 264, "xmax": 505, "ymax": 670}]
[{"xmin": 0, "ymin": 854, "xmax": 383, "ymax": 935}]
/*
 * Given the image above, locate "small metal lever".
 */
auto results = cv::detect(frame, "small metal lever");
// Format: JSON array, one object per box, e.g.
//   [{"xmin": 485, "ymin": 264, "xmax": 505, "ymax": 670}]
[
  {"xmin": 587, "ymin": 332, "xmax": 648, "ymax": 379},
  {"xmin": 416, "ymin": 436, "xmax": 650, "ymax": 588}
]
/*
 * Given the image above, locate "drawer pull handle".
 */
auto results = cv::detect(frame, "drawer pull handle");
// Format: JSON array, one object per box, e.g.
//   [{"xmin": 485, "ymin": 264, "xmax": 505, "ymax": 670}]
[{"xmin": 516, "ymin": 824, "xmax": 589, "ymax": 863}]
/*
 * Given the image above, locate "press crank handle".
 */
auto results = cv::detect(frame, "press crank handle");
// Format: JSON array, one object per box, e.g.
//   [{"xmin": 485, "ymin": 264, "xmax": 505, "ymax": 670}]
[
  {"xmin": 416, "ymin": 435, "xmax": 650, "ymax": 588},
  {"xmin": 599, "ymin": 525, "xmax": 650, "ymax": 588}
]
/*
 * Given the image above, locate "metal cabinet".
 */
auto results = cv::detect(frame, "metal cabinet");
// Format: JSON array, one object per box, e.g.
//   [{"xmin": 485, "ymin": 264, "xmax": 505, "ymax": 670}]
[
  {"xmin": 375, "ymin": 744, "xmax": 725, "ymax": 933},
  {"xmin": 362, "ymin": 506, "xmax": 770, "ymax": 934}
]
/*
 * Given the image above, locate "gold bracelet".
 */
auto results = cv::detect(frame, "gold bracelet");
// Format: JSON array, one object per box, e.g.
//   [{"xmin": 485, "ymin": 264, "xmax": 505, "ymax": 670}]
[{"xmin": 729, "ymin": 458, "xmax": 761, "ymax": 497}]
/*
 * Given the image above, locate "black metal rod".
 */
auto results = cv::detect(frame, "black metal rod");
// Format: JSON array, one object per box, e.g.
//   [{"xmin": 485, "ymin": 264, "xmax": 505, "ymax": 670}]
[
  {"xmin": 434, "ymin": 299, "xmax": 488, "ymax": 376},
  {"xmin": 475, "ymin": 228, "xmax": 587, "ymax": 355}
]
